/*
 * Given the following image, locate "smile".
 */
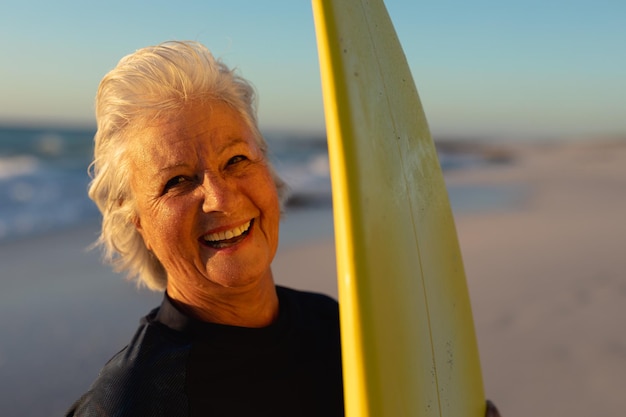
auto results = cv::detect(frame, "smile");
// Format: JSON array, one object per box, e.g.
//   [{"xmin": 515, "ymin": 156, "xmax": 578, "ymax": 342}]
[{"xmin": 201, "ymin": 220, "xmax": 253, "ymax": 249}]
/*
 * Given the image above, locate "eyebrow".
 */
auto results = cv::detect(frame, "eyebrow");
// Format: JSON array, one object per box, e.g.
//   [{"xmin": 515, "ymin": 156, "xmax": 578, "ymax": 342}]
[
  {"xmin": 215, "ymin": 137, "xmax": 250, "ymax": 155},
  {"xmin": 158, "ymin": 161, "xmax": 191, "ymax": 174}
]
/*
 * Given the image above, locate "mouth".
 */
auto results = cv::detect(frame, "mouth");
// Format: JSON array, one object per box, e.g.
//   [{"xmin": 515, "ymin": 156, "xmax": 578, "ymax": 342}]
[{"xmin": 200, "ymin": 219, "xmax": 254, "ymax": 249}]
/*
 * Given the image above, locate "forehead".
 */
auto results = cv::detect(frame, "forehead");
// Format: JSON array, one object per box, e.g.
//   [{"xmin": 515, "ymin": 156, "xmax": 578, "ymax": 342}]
[{"xmin": 125, "ymin": 101, "xmax": 256, "ymax": 170}]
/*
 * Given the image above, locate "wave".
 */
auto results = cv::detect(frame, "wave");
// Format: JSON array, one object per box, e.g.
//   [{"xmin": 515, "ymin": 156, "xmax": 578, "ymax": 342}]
[
  {"xmin": 0, "ymin": 155, "xmax": 41, "ymax": 180},
  {"xmin": 0, "ymin": 127, "xmax": 515, "ymax": 243}
]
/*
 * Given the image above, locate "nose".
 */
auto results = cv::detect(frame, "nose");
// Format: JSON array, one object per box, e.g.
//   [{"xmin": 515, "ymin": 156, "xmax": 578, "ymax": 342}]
[{"xmin": 200, "ymin": 171, "xmax": 235, "ymax": 214}]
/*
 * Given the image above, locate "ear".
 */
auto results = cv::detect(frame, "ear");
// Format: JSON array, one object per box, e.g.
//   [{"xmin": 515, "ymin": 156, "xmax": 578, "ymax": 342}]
[
  {"xmin": 132, "ymin": 213, "xmax": 142, "ymax": 230},
  {"xmin": 132, "ymin": 215, "xmax": 153, "ymax": 251}
]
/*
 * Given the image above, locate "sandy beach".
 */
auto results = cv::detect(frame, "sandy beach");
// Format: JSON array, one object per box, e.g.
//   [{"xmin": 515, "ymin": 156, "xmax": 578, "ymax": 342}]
[
  {"xmin": 1, "ymin": 138, "xmax": 625, "ymax": 416},
  {"xmin": 448, "ymin": 139, "xmax": 626, "ymax": 416}
]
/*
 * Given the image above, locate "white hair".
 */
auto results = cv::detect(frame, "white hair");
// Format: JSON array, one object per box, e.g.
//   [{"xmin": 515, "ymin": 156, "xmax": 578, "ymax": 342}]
[{"xmin": 88, "ymin": 41, "xmax": 287, "ymax": 290}]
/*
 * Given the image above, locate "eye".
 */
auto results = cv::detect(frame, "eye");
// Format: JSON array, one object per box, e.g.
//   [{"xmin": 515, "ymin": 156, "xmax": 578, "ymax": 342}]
[
  {"xmin": 163, "ymin": 175, "xmax": 188, "ymax": 193},
  {"xmin": 227, "ymin": 155, "xmax": 248, "ymax": 166}
]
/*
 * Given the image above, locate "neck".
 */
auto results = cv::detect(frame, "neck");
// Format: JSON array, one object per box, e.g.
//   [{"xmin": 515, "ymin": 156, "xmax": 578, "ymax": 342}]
[{"xmin": 166, "ymin": 273, "xmax": 279, "ymax": 328}]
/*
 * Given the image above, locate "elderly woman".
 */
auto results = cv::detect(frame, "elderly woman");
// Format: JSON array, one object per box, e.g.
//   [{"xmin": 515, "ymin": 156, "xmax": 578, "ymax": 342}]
[{"xmin": 66, "ymin": 41, "xmax": 344, "ymax": 416}]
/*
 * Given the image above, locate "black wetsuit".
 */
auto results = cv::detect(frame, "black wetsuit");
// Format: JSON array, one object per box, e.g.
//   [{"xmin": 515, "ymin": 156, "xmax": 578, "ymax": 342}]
[{"xmin": 66, "ymin": 286, "xmax": 344, "ymax": 417}]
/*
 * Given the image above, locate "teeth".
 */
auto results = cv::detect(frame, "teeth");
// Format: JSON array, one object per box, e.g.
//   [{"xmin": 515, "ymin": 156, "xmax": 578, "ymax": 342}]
[{"xmin": 204, "ymin": 221, "xmax": 251, "ymax": 242}]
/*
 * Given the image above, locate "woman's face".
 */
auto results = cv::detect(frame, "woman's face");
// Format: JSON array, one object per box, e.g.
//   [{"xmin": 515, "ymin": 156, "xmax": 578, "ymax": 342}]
[{"xmin": 127, "ymin": 101, "xmax": 280, "ymax": 291}]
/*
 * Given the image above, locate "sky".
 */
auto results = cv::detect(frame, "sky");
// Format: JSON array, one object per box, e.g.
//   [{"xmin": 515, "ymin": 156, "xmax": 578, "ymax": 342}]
[{"xmin": 0, "ymin": 0, "xmax": 624, "ymax": 141}]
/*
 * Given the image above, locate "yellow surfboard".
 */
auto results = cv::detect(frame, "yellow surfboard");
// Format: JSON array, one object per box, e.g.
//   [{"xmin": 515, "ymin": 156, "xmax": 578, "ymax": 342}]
[{"xmin": 312, "ymin": 0, "xmax": 486, "ymax": 416}]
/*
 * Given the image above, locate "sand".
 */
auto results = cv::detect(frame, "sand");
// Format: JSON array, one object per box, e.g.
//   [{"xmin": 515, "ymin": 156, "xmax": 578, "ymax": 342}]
[
  {"xmin": 448, "ymin": 139, "xmax": 626, "ymax": 416},
  {"xmin": 1, "ymin": 139, "xmax": 625, "ymax": 416}
]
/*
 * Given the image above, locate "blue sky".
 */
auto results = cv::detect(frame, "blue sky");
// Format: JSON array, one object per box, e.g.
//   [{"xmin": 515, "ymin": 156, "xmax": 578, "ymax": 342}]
[{"xmin": 1, "ymin": 0, "xmax": 624, "ymax": 140}]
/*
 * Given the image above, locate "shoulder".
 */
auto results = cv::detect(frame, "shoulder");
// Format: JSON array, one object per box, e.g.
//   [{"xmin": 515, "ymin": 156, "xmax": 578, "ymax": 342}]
[
  {"xmin": 277, "ymin": 286, "xmax": 339, "ymax": 316},
  {"xmin": 66, "ymin": 317, "xmax": 190, "ymax": 417},
  {"xmin": 276, "ymin": 286, "xmax": 340, "ymax": 341}
]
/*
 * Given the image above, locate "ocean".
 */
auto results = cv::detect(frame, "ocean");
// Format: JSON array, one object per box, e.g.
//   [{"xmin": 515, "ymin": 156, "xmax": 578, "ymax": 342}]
[
  {"xmin": 0, "ymin": 126, "xmax": 99, "ymax": 242},
  {"xmin": 0, "ymin": 125, "xmax": 516, "ymax": 244}
]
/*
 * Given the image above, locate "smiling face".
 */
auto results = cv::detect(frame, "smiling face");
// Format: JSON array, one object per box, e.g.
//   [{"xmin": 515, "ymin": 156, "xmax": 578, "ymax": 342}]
[{"xmin": 127, "ymin": 100, "xmax": 281, "ymax": 294}]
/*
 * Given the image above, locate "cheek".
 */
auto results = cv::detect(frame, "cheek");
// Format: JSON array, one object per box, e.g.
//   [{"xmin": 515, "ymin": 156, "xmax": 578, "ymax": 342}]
[
  {"xmin": 254, "ymin": 174, "xmax": 281, "ymax": 234},
  {"xmin": 255, "ymin": 169, "xmax": 280, "ymax": 208},
  {"xmin": 139, "ymin": 201, "xmax": 193, "ymax": 252}
]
